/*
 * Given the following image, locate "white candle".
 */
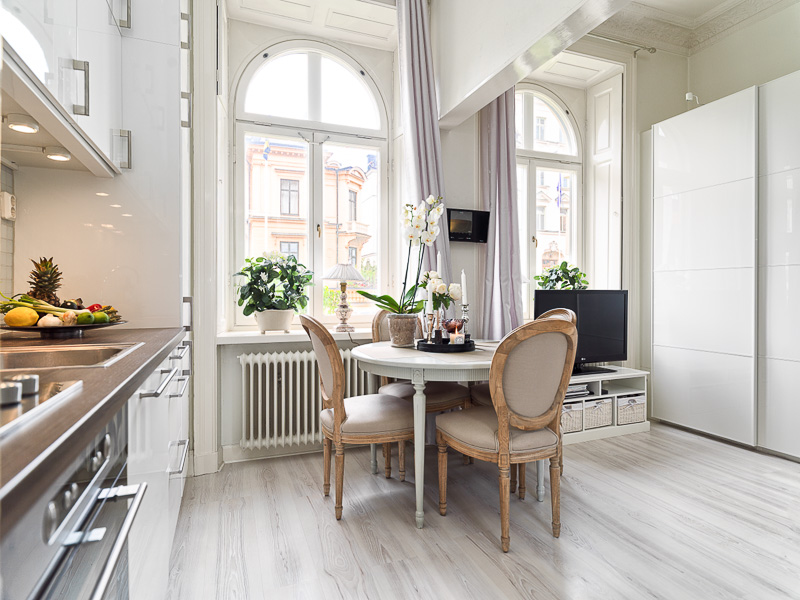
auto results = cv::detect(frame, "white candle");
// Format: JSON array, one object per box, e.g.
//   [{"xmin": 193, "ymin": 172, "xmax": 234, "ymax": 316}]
[
  {"xmin": 426, "ymin": 287, "xmax": 433, "ymax": 314},
  {"xmin": 461, "ymin": 269, "xmax": 468, "ymax": 305},
  {"xmin": 436, "ymin": 251, "xmax": 442, "ymax": 276}
]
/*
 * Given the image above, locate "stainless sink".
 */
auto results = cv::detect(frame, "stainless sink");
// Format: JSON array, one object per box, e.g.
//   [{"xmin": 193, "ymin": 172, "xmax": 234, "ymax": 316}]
[{"xmin": 0, "ymin": 343, "xmax": 143, "ymax": 371}]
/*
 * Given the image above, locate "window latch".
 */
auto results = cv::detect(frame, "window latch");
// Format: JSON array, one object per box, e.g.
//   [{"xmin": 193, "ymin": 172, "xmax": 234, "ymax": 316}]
[{"xmin": 317, "ymin": 224, "xmax": 321, "ymax": 238}]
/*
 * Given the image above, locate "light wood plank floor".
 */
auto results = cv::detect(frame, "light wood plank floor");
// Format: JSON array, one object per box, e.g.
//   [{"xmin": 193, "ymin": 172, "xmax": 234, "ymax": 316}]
[{"xmin": 168, "ymin": 424, "xmax": 800, "ymax": 599}]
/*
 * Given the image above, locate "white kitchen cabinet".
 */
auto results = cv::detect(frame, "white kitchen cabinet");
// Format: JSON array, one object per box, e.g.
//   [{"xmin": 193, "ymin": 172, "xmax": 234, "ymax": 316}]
[
  {"xmin": 167, "ymin": 339, "xmax": 191, "ymax": 539},
  {"xmin": 118, "ymin": 0, "xmax": 181, "ymax": 46},
  {"xmin": 75, "ymin": 0, "xmax": 123, "ymax": 164},
  {"xmin": 128, "ymin": 354, "xmax": 175, "ymax": 600},
  {"xmin": 1, "ymin": 0, "xmax": 78, "ymax": 110}
]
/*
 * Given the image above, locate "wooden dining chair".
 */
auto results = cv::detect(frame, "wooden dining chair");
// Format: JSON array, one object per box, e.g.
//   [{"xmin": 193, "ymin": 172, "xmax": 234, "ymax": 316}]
[
  {"xmin": 468, "ymin": 307, "xmax": 577, "ymax": 486},
  {"xmin": 435, "ymin": 310, "xmax": 577, "ymax": 551},
  {"xmin": 371, "ymin": 310, "xmax": 473, "ymax": 472},
  {"xmin": 300, "ymin": 314, "xmax": 415, "ymax": 520}
]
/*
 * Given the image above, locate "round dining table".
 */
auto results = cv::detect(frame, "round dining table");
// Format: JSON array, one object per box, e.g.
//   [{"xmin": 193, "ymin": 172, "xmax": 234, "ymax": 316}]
[{"xmin": 352, "ymin": 340, "xmax": 546, "ymax": 528}]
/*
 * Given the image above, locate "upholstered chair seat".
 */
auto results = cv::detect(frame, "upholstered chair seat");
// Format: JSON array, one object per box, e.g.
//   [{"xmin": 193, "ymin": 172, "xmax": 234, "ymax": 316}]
[
  {"xmin": 320, "ymin": 394, "xmax": 414, "ymax": 435},
  {"xmin": 380, "ymin": 380, "xmax": 472, "ymax": 411},
  {"xmin": 469, "ymin": 382, "xmax": 492, "ymax": 407}
]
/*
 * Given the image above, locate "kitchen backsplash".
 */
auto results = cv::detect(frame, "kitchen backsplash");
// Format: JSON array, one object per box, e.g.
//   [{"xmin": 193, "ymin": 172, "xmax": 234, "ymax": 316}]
[{"xmin": 1, "ymin": 165, "xmax": 14, "ymax": 297}]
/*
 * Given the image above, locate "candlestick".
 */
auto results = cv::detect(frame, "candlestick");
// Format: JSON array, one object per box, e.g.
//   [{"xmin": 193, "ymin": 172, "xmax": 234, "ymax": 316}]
[
  {"xmin": 461, "ymin": 269, "xmax": 468, "ymax": 305},
  {"xmin": 461, "ymin": 303, "xmax": 470, "ymax": 337},
  {"xmin": 426, "ymin": 313, "xmax": 434, "ymax": 343}
]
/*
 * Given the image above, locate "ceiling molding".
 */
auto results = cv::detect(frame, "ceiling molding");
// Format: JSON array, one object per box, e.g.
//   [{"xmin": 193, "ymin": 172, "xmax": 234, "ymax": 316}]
[{"xmin": 592, "ymin": 0, "xmax": 796, "ymax": 55}]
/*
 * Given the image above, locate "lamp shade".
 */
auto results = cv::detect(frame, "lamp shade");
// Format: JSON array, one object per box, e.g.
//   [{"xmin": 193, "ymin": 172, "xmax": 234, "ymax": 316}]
[{"xmin": 322, "ymin": 263, "xmax": 364, "ymax": 282}]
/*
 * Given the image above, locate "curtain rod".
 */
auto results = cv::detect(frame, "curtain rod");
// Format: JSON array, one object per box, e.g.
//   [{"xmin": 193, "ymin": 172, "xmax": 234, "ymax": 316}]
[{"xmin": 585, "ymin": 33, "xmax": 657, "ymax": 56}]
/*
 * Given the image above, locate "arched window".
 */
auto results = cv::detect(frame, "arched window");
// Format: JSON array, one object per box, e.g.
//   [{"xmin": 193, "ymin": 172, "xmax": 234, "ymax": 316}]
[
  {"xmin": 233, "ymin": 42, "xmax": 387, "ymax": 327},
  {"xmin": 515, "ymin": 86, "xmax": 582, "ymax": 317}
]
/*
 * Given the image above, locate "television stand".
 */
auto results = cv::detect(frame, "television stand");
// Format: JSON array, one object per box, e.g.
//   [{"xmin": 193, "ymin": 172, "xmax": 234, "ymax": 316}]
[{"xmin": 572, "ymin": 364, "xmax": 615, "ymax": 375}]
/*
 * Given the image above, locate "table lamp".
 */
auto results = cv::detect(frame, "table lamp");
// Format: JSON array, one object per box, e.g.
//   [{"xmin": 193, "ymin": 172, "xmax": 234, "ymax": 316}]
[{"xmin": 323, "ymin": 263, "xmax": 365, "ymax": 332}]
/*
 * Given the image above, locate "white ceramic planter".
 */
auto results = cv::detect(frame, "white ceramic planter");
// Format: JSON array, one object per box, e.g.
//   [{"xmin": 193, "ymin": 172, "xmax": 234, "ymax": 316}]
[{"xmin": 254, "ymin": 309, "xmax": 294, "ymax": 333}]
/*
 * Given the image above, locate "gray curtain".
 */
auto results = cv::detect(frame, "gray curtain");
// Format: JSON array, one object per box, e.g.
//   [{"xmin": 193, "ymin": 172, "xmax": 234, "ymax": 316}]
[
  {"xmin": 397, "ymin": 0, "xmax": 452, "ymax": 286},
  {"xmin": 480, "ymin": 89, "xmax": 524, "ymax": 339}
]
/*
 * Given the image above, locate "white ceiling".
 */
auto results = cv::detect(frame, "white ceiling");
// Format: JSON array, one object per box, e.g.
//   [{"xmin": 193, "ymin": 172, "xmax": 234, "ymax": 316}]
[
  {"xmin": 630, "ymin": 0, "xmax": 746, "ymax": 28},
  {"xmin": 1, "ymin": 92, "xmax": 89, "ymax": 172},
  {"xmin": 227, "ymin": 0, "xmax": 398, "ymax": 51}
]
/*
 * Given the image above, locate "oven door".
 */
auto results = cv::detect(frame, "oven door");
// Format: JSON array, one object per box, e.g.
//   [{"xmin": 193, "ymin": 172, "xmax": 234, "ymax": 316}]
[{"xmin": 38, "ymin": 474, "xmax": 146, "ymax": 600}]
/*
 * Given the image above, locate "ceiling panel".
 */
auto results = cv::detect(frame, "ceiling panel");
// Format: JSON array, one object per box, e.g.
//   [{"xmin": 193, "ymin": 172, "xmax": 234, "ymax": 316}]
[
  {"xmin": 240, "ymin": 0, "xmax": 315, "ymax": 23},
  {"xmin": 325, "ymin": 10, "xmax": 394, "ymax": 40}
]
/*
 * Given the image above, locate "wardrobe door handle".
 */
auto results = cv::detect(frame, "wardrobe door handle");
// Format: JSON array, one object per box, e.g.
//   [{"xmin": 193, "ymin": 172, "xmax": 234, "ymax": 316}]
[{"xmin": 118, "ymin": 0, "xmax": 132, "ymax": 28}]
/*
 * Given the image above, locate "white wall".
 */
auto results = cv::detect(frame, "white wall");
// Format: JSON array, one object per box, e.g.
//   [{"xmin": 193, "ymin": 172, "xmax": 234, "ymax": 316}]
[
  {"xmin": 636, "ymin": 50, "xmax": 688, "ymax": 134},
  {"xmin": 431, "ymin": 0, "xmax": 631, "ymax": 128},
  {"xmin": 689, "ymin": 2, "xmax": 800, "ymax": 106}
]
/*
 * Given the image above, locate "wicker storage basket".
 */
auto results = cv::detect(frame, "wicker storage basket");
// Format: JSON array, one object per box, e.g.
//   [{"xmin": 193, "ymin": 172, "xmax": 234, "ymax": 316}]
[
  {"xmin": 584, "ymin": 398, "xmax": 613, "ymax": 429},
  {"xmin": 617, "ymin": 394, "xmax": 646, "ymax": 425},
  {"xmin": 561, "ymin": 402, "xmax": 583, "ymax": 433}
]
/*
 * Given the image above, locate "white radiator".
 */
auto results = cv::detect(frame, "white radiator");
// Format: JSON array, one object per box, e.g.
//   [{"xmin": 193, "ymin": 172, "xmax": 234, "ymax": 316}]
[{"xmin": 238, "ymin": 349, "xmax": 375, "ymax": 450}]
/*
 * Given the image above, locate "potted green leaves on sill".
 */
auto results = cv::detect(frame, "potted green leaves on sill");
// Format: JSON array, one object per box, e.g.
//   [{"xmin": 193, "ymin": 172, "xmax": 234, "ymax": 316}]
[
  {"xmin": 235, "ymin": 255, "xmax": 313, "ymax": 333},
  {"xmin": 533, "ymin": 261, "xmax": 589, "ymax": 290}
]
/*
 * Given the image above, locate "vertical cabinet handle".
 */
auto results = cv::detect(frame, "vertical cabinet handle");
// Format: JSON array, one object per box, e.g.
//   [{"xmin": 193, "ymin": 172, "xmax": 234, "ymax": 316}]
[
  {"xmin": 72, "ymin": 60, "xmax": 90, "ymax": 116},
  {"xmin": 181, "ymin": 92, "xmax": 192, "ymax": 128},
  {"xmin": 180, "ymin": 12, "xmax": 192, "ymax": 50},
  {"xmin": 116, "ymin": 130, "xmax": 132, "ymax": 169},
  {"xmin": 118, "ymin": 0, "xmax": 132, "ymax": 28},
  {"xmin": 183, "ymin": 297, "xmax": 193, "ymax": 332}
]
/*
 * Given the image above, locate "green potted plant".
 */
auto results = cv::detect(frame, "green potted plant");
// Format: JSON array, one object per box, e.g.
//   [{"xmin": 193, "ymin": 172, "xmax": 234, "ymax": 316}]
[
  {"xmin": 533, "ymin": 261, "xmax": 589, "ymax": 290},
  {"xmin": 235, "ymin": 254, "xmax": 313, "ymax": 333},
  {"xmin": 357, "ymin": 195, "xmax": 444, "ymax": 346}
]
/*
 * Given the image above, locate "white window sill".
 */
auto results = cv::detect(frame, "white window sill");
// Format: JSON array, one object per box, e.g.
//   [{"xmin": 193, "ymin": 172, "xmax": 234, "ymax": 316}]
[{"xmin": 216, "ymin": 328, "xmax": 373, "ymax": 345}]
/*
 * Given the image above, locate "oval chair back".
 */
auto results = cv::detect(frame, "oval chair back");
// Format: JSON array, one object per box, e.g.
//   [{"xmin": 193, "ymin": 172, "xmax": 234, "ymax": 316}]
[
  {"xmin": 300, "ymin": 314, "xmax": 346, "ymax": 436},
  {"xmin": 488, "ymin": 310, "xmax": 578, "ymax": 450}
]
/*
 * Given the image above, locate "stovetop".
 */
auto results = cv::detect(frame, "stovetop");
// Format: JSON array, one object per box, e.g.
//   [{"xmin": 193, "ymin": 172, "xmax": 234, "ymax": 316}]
[{"xmin": 0, "ymin": 379, "xmax": 83, "ymax": 436}]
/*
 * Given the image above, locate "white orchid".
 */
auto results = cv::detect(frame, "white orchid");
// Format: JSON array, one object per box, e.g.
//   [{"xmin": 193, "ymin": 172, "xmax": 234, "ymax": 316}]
[
  {"xmin": 448, "ymin": 283, "xmax": 462, "ymax": 302},
  {"xmin": 421, "ymin": 230, "xmax": 437, "ymax": 246},
  {"xmin": 425, "ymin": 194, "xmax": 436, "ymax": 205},
  {"xmin": 411, "ymin": 216, "xmax": 426, "ymax": 231}
]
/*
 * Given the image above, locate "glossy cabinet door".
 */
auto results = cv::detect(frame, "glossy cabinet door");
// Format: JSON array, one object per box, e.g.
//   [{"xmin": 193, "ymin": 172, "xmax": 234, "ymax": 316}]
[
  {"xmin": 757, "ymin": 71, "xmax": 800, "ymax": 458},
  {"xmin": 167, "ymin": 339, "xmax": 191, "ymax": 540},
  {"xmin": 128, "ymin": 357, "xmax": 174, "ymax": 600},
  {"xmin": 76, "ymin": 0, "xmax": 123, "ymax": 163},
  {"xmin": 1, "ymin": 0, "xmax": 78, "ymax": 110},
  {"xmin": 652, "ymin": 87, "xmax": 757, "ymax": 446},
  {"xmin": 118, "ymin": 0, "xmax": 181, "ymax": 46}
]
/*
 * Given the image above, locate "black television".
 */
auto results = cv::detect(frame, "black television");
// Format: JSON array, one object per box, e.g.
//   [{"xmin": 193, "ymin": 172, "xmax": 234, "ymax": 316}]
[
  {"xmin": 533, "ymin": 289, "xmax": 628, "ymax": 374},
  {"xmin": 447, "ymin": 208, "xmax": 489, "ymax": 243}
]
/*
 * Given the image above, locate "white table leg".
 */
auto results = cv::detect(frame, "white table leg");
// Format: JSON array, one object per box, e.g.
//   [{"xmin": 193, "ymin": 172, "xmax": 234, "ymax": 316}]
[
  {"xmin": 412, "ymin": 370, "xmax": 426, "ymax": 528},
  {"xmin": 370, "ymin": 443, "xmax": 378, "ymax": 474},
  {"xmin": 537, "ymin": 459, "xmax": 545, "ymax": 502}
]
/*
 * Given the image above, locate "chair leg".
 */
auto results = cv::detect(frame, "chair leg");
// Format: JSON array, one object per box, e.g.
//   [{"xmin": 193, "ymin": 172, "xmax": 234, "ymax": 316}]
[
  {"xmin": 510, "ymin": 463, "xmax": 518, "ymax": 494},
  {"xmin": 323, "ymin": 437, "xmax": 332, "ymax": 496},
  {"xmin": 518, "ymin": 463, "xmax": 526, "ymax": 500},
  {"xmin": 370, "ymin": 443, "xmax": 378, "ymax": 475},
  {"xmin": 398, "ymin": 440, "xmax": 406, "ymax": 482},
  {"xmin": 384, "ymin": 442, "xmax": 392, "ymax": 478},
  {"xmin": 437, "ymin": 431, "xmax": 448, "ymax": 516},
  {"xmin": 560, "ymin": 452, "xmax": 564, "ymax": 476},
  {"xmin": 335, "ymin": 443, "xmax": 345, "ymax": 520},
  {"xmin": 550, "ymin": 456, "xmax": 561, "ymax": 537},
  {"xmin": 499, "ymin": 465, "xmax": 511, "ymax": 552}
]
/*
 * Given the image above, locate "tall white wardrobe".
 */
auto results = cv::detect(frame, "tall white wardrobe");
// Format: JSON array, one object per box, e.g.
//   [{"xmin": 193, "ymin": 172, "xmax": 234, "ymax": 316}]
[{"xmin": 651, "ymin": 70, "xmax": 800, "ymax": 459}]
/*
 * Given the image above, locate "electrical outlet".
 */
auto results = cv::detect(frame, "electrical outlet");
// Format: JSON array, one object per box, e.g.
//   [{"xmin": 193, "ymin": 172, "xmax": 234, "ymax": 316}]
[{"xmin": 0, "ymin": 192, "xmax": 16, "ymax": 221}]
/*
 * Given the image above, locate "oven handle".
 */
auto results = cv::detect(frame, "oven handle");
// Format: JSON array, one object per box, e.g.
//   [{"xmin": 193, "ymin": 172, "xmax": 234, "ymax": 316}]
[{"xmin": 89, "ymin": 483, "xmax": 148, "ymax": 600}]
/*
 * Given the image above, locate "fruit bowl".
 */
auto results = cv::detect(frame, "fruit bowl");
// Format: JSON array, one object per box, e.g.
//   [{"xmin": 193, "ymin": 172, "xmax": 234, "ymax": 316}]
[{"xmin": 0, "ymin": 321, "xmax": 127, "ymax": 339}]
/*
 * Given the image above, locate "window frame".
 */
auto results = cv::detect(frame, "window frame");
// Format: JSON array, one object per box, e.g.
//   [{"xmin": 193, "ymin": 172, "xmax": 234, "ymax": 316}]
[
  {"xmin": 231, "ymin": 41, "xmax": 390, "ymax": 331},
  {"xmin": 348, "ymin": 189, "xmax": 357, "ymax": 221},
  {"xmin": 515, "ymin": 84, "xmax": 583, "ymax": 320}
]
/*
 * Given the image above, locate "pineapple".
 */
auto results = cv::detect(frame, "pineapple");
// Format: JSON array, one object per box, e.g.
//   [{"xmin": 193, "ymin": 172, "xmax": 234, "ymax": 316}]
[{"xmin": 28, "ymin": 257, "xmax": 63, "ymax": 306}]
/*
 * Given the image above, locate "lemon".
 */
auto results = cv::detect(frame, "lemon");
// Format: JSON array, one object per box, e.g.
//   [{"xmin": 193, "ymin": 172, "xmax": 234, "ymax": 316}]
[
  {"xmin": 77, "ymin": 312, "xmax": 95, "ymax": 325},
  {"xmin": 4, "ymin": 307, "xmax": 40, "ymax": 327}
]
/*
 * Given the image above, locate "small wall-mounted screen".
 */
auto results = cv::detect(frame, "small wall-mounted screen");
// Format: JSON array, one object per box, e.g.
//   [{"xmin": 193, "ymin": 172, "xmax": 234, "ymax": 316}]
[{"xmin": 447, "ymin": 209, "xmax": 489, "ymax": 243}]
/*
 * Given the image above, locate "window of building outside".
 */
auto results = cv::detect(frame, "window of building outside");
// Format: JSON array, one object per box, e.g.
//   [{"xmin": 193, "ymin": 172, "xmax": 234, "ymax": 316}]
[
  {"xmin": 234, "ymin": 43, "xmax": 387, "ymax": 327},
  {"xmin": 280, "ymin": 241, "xmax": 299, "ymax": 259},
  {"xmin": 280, "ymin": 179, "xmax": 299, "ymax": 215},
  {"xmin": 348, "ymin": 189, "xmax": 357, "ymax": 221},
  {"xmin": 515, "ymin": 86, "xmax": 581, "ymax": 318}
]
